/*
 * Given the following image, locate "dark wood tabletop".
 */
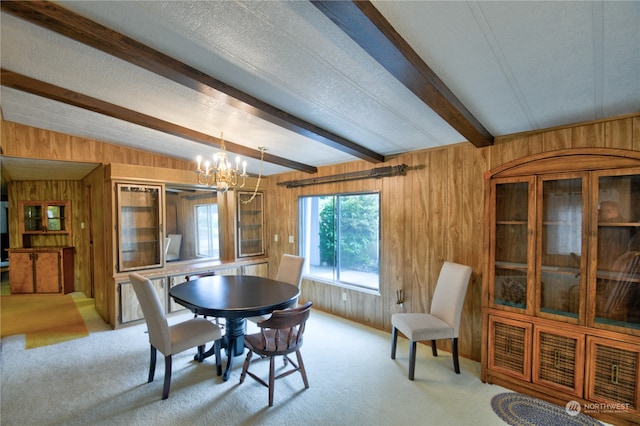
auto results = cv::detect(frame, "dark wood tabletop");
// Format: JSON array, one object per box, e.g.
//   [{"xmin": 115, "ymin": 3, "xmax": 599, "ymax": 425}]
[
  {"xmin": 169, "ymin": 275, "xmax": 299, "ymax": 319},
  {"xmin": 169, "ymin": 274, "xmax": 300, "ymax": 381}
]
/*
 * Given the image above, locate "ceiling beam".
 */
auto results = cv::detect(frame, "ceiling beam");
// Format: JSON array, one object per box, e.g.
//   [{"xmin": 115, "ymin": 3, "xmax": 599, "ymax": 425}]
[
  {"xmin": 1, "ymin": 69, "xmax": 317, "ymax": 174},
  {"xmin": 0, "ymin": 0, "xmax": 385, "ymax": 164},
  {"xmin": 312, "ymin": 1, "xmax": 494, "ymax": 148}
]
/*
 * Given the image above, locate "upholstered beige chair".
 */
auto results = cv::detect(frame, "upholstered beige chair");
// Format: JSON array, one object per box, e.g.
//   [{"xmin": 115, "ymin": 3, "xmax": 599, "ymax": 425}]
[
  {"xmin": 165, "ymin": 234, "xmax": 182, "ymax": 261},
  {"xmin": 240, "ymin": 301, "xmax": 312, "ymax": 406},
  {"xmin": 391, "ymin": 261, "xmax": 472, "ymax": 380},
  {"xmin": 247, "ymin": 254, "xmax": 304, "ymax": 324},
  {"xmin": 128, "ymin": 273, "xmax": 223, "ymax": 399}
]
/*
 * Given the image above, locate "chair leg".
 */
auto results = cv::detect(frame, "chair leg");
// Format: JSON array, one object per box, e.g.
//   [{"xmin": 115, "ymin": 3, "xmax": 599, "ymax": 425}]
[
  {"xmin": 162, "ymin": 354, "xmax": 172, "ymax": 400},
  {"xmin": 391, "ymin": 327, "xmax": 398, "ymax": 359},
  {"xmin": 148, "ymin": 345, "xmax": 157, "ymax": 383},
  {"xmin": 296, "ymin": 349, "xmax": 309, "ymax": 388},
  {"xmin": 408, "ymin": 340, "xmax": 417, "ymax": 380},
  {"xmin": 214, "ymin": 339, "xmax": 222, "ymax": 376},
  {"xmin": 452, "ymin": 337, "xmax": 460, "ymax": 374},
  {"xmin": 196, "ymin": 344, "xmax": 205, "ymax": 362},
  {"xmin": 239, "ymin": 350, "xmax": 252, "ymax": 384},
  {"xmin": 268, "ymin": 356, "xmax": 275, "ymax": 407},
  {"xmin": 431, "ymin": 340, "xmax": 438, "ymax": 357}
]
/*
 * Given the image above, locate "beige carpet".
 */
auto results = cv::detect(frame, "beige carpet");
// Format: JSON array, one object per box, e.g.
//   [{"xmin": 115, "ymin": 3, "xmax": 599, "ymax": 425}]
[
  {"xmin": 0, "ymin": 304, "xmax": 516, "ymax": 426},
  {"xmin": 0, "ymin": 292, "xmax": 90, "ymax": 349}
]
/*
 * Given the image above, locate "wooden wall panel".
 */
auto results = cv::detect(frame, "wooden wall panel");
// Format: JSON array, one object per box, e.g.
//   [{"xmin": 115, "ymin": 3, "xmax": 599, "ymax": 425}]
[
  {"xmin": 1, "ymin": 121, "xmax": 194, "ymax": 171},
  {"xmin": 268, "ymin": 113, "xmax": 639, "ymax": 362},
  {"xmin": 7, "ymin": 180, "xmax": 89, "ymax": 295},
  {"xmin": 2, "ymin": 114, "xmax": 638, "ymax": 360},
  {"xmin": 82, "ymin": 166, "xmax": 107, "ymax": 317}
]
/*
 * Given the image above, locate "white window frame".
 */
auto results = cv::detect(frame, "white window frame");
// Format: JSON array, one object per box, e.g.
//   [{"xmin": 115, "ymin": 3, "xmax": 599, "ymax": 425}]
[{"xmin": 298, "ymin": 192, "xmax": 380, "ymax": 294}]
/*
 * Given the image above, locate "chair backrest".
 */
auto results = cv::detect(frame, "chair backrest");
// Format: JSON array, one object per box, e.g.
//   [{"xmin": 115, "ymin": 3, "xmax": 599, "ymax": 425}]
[
  {"xmin": 257, "ymin": 301, "xmax": 312, "ymax": 353},
  {"xmin": 275, "ymin": 254, "xmax": 304, "ymax": 288},
  {"xmin": 128, "ymin": 273, "xmax": 172, "ymax": 355},
  {"xmin": 185, "ymin": 271, "xmax": 215, "ymax": 281},
  {"xmin": 430, "ymin": 262, "xmax": 472, "ymax": 337},
  {"xmin": 601, "ymin": 251, "xmax": 640, "ymax": 317}
]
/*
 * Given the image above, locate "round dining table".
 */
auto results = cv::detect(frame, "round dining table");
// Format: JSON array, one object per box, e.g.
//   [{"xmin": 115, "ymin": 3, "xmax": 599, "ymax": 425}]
[{"xmin": 169, "ymin": 274, "xmax": 299, "ymax": 381}]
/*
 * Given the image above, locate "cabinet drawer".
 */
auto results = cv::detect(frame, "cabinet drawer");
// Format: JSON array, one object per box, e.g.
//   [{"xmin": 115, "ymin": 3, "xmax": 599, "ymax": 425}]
[
  {"xmin": 533, "ymin": 326, "xmax": 584, "ymax": 397},
  {"xmin": 586, "ymin": 336, "xmax": 639, "ymax": 412},
  {"xmin": 488, "ymin": 316, "xmax": 532, "ymax": 381}
]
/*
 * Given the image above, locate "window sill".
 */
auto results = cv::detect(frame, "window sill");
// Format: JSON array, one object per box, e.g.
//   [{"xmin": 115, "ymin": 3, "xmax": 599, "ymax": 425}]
[{"xmin": 302, "ymin": 274, "xmax": 380, "ymax": 296}]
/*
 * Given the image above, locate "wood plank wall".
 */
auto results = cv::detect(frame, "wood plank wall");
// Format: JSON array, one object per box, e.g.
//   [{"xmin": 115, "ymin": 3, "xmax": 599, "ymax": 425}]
[
  {"xmin": 2, "ymin": 114, "xmax": 639, "ymax": 360},
  {"xmin": 265, "ymin": 114, "xmax": 640, "ymax": 361}
]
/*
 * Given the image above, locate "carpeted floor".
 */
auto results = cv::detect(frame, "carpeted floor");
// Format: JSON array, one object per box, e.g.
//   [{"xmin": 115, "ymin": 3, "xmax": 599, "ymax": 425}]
[
  {"xmin": 0, "ymin": 292, "xmax": 90, "ymax": 349},
  {"xmin": 1, "ymin": 306, "xmax": 515, "ymax": 425}
]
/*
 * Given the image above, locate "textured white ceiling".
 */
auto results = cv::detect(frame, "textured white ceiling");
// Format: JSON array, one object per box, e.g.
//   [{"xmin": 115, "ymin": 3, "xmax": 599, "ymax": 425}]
[{"xmin": 1, "ymin": 1, "xmax": 639, "ymax": 181}]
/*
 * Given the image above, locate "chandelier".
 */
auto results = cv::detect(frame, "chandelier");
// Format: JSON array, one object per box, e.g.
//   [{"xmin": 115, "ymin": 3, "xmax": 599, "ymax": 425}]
[{"xmin": 195, "ymin": 132, "xmax": 267, "ymax": 200}]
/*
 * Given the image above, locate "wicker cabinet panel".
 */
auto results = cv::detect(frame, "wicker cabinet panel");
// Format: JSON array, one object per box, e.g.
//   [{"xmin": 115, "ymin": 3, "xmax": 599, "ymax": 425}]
[
  {"xmin": 533, "ymin": 326, "xmax": 584, "ymax": 397},
  {"xmin": 488, "ymin": 316, "xmax": 532, "ymax": 381},
  {"xmin": 586, "ymin": 336, "xmax": 639, "ymax": 413}
]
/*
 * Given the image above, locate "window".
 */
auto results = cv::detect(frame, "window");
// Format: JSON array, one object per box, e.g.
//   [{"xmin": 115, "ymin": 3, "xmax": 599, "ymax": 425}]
[
  {"xmin": 299, "ymin": 192, "xmax": 380, "ymax": 292},
  {"xmin": 195, "ymin": 204, "xmax": 220, "ymax": 258}
]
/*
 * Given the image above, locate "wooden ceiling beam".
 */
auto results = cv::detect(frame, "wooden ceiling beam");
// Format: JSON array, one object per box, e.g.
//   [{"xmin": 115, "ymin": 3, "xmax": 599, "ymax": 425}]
[
  {"xmin": 0, "ymin": 0, "xmax": 385, "ymax": 164},
  {"xmin": 1, "ymin": 70, "xmax": 317, "ymax": 173},
  {"xmin": 312, "ymin": 1, "xmax": 494, "ymax": 148}
]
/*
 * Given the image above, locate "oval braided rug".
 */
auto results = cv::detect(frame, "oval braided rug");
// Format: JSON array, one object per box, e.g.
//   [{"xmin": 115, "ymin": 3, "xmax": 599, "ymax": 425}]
[{"xmin": 491, "ymin": 393, "xmax": 603, "ymax": 426}]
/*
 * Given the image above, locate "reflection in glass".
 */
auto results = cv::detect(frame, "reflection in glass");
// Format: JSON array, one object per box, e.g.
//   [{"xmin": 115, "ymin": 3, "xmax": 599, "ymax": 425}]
[
  {"xmin": 595, "ymin": 174, "xmax": 640, "ymax": 329},
  {"xmin": 539, "ymin": 178, "xmax": 582, "ymax": 318}
]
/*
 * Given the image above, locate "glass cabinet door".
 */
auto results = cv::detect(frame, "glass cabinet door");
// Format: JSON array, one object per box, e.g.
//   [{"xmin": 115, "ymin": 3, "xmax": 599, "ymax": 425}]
[
  {"xmin": 592, "ymin": 170, "xmax": 640, "ymax": 331},
  {"xmin": 116, "ymin": 183, "xmax": 164, "ymax": 271},
  {"xmin": 20, "ymin": 201, "xmax": 69, "ymax": 233},
  {"xmin": 537, "ymin": 174, "xmax": 587, "ymax": 322},
  {"xmin": 236, "ymin": 191, "xmax": 264, "ymax": 258},
  {"xmin": 491, "ymin": 178, "xmax": 533, "ymax": 311},
  {"xmin": 45, "ymin": 203, "xmax": 67, "ymax": 231},
  {"xmin": 23, "ymin": 204, "xmax": 43, "ymax": 232}
]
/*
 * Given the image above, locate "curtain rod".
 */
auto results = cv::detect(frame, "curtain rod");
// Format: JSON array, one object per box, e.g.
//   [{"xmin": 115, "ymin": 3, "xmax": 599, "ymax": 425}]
[{"xmin": 277, "ymin": 164, "xmax": 407, "ymax": 188}]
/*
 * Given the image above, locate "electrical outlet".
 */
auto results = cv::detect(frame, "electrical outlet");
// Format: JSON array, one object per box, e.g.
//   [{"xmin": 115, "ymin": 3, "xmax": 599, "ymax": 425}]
[
  {"xmin": 289, "ymin": 235, "xmax": 294, "ymax": 243},
  {"xmin": 274, "ymin": 234, "xmax": 278, "ymax": 242},
  {"xmin": 342, "ymin": 292, "xmax": 347, "ymax": 302}
]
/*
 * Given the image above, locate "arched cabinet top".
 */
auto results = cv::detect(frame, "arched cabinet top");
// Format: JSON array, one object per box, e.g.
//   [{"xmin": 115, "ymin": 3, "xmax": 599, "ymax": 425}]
[{"xmin": 486, "ymin": 148, "xmax": 640, "ymax": 179}]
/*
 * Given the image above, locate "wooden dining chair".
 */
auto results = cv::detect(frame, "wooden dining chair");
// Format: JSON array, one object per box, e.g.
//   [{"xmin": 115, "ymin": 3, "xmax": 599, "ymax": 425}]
[
  {"xmin": 129, "ymin": 273, "xmax": 223, "ymax": 400},
  {"xmin": 239, "ymin": 301, "xmax": 312, "ymax": 406}
]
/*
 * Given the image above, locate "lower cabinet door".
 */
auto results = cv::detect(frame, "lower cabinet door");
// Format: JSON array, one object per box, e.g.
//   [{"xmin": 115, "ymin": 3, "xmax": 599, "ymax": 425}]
[
  {"xmin": 9, "ymin": 252, "xmax": 35, "ymax": 293},
  {"xmin": 532, "ymin": 326, "xmax": 584, "ymax": 397},
  {"xmin": 34, "ymin": 251, "xmax": 61, "ymax": 293},
  {"xmin": 120, "ymin": 277, "xmax": 166, "ymax": 323},
  {"xmin": 488, "ymin": 316, "xmax": 533, "ymax": 381},
  {"xmin": 168, "ymin": 274, "xmax": 188, "ymax": 313},
  {"xmin": 585, "ymin": 336, "xmax": 640, "ymax": 414}
]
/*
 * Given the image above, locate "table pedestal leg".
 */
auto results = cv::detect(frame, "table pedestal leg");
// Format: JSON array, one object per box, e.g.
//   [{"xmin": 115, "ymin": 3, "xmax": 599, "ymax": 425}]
[{"xmin": 222, "ymin": 317, "xmax": 246, "ymax": 381}]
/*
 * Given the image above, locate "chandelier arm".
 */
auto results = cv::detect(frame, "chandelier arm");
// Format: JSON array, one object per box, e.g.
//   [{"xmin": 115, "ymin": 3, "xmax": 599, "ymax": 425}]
[{"xmin": 239, "ymin": 147, "xmax": 266, "ymax": 205}]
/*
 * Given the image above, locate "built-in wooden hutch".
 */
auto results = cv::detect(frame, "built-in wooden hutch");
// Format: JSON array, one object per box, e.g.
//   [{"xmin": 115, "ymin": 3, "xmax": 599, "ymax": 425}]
[
  {"xmin": 482, "ymin": 149, "xmax": 640, "ymax": 425},
  {"xmin": 103, "ymin": 164, "xmax": 268, "ymax": 328}
]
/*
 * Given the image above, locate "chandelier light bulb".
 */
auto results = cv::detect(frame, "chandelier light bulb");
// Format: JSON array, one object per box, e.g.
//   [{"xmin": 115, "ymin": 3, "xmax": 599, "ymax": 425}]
[{"xmin": 194, "ymin": 131, "xmax": 266, "ymax": 193}]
